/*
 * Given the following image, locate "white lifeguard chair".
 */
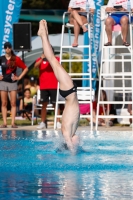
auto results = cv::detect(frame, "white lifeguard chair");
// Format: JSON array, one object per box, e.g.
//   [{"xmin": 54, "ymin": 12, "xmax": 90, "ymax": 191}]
[
  {"xmin": 54, "ymin": 11, "xmax": 95, "ymax": 131},
  {"xmin": 96, "ymin": 11, "xmax": 133, "ymax": 130}
]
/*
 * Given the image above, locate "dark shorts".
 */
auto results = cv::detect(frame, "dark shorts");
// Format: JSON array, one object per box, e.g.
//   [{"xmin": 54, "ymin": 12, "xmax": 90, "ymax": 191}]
[
  {"xmin": 111, "ymin": 14, "xmax": 128, "ymax": 25},
  {"xmin": 40, "ymin": 89, "xmax": 57, "ymax": 103},
  {"xmin": 59, "ymin": 83, "xmax": 77, "ymax": 98},
  {"xmin": 79, "ymin": 12, "xmax": 87, "ymax": 18}
]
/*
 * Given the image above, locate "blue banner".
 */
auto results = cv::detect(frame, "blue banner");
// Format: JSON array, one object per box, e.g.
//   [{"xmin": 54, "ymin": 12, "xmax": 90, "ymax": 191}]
[
  {"xmin": 0, "ymin": 0, "xmax": 22, "ymax": 55},
  {"xmin": 83, "ymin": 0, "xmax": 104, "ymax": 90}
]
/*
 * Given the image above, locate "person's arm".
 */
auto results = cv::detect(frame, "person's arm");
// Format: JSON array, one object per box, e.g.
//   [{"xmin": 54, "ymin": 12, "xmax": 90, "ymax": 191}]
[
  {"xmin": 12, "ymin": 56, "xmax": 28, "ymax": 81},
  {"xmin": 19, "ymin": 99, "xmax": 23, "ymax": 110},
  {"xmin": 0, "ymin": 56, "xmax": 3, "ymax": 80},
  {"xmin": 105, "ymin": 0, "xmax": 115, "ymax": 12},
  {"xmin": 34, "ymin": 54, "xmax": 45, "ymax": 68},
  {"xmin": 17, "ymin": 68, "xmax": 28, "ymax": 81}
]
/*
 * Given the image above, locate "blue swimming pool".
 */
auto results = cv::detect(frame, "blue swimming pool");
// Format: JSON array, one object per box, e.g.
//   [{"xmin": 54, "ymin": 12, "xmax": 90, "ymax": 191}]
[{"xmin": 0, "ymin": 129, "xmax": 133, "ymax": 200}]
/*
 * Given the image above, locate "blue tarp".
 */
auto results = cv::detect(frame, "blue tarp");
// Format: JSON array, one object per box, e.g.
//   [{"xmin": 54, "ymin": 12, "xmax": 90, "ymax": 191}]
[
  {"xmin": 0, "ymin": 0, "xmax": 22, "ymax": 55},
  {"xmin": 82, "ymin": 0, "xmax": 104, "ymax": 90}
]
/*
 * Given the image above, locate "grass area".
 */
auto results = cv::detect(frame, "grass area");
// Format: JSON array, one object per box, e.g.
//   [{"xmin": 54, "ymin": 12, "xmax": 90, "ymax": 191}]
[
  {"xmin": 0, "ymin": 113, "xmax": 89, "ymax": 127},
  {"xmin": 0, "ymin": 114, "xmax": 123, "ymax": 127}
]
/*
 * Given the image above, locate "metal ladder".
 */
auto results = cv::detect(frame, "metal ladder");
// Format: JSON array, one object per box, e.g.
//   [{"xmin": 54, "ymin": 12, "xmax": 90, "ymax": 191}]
[
  {"xmin": 54, "ymin": 11, "xmax": 94, "ymax": 131},
  {"xmin": 96, "ymin": 12, "xmax": 133, "ymax": 130}
]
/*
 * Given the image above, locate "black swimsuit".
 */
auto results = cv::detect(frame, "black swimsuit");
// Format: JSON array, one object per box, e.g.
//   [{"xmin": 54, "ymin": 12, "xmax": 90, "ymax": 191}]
[{"xmin": 59, "ymin": 83, "xmax": 77, "ymax": 98}]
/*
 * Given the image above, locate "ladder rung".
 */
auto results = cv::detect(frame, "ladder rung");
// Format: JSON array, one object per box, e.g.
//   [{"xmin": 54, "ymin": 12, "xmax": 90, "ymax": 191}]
[
  {"xmin": 56, "ymin": 101, "xmax": 92, "ymax": 104},
  {"xmin": 97, "ymin": 115, "xmax": 131, "ymax": 119},
  {"xmin": 102, "ymin": 77, "xmax": 132, "ymax": 80},
  {"xmin": 109, "ymin": 53, "xmax": 131, "ymax": 57},
  {"xmin": 78, "ymin": 101, "xmax": 92, "ymax": 103},
  {"xmin": 72, "ymin": 78, "xmax": 91, "ymax": 80},
  {"xmin": 114, "ymin": 91, "xmax": 132, "ymax": 93},
  {"xmin": 112, "ymin": 53, "xmax": 131, "ymax": 56},
  {"xmin": 56, "ymin": 115, "xmax": 92, "ymax": 118},
  {"xmin": 77, "ymin": 87, "xmax": 93, "ymax": 89},
  {"xmin": 102, "ymin": 59, "xmax": 131, "ymax": 62},
  {"xmin": 69, "ymin": 73, "xmax": 90, "ymax": 76},
  {"xmin": 103, "ymin": 46, "xmax": 131, "ymax": 49},
  {"xmin": 100, "ymin": 87, "xmax": 132, "ymax": 90},
  {"xmin": 101, "ymin": 73, "xmax": 132, "ymax": 76},
  {"xmin": 99, "ymin": 101, "xmax": 132, "ymax": 104},
  {"xmin": 80, "ymin": 115, "xmax": 92, "ymax": 118},
  {"xmin": 61, "ymin": 59, "xmax": 90, "ymax": 62},
  {"xmin": 61, "ymin": 45, "xmax": 90, "ymax": 48}
]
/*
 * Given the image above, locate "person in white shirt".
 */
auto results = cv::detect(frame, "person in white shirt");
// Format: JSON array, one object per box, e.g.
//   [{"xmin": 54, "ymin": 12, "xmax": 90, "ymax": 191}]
[
  {"xmin": 105, "ymin": 0, "xmax": 133, "ymax": 46},
  {"xmin": 68, "ymin": 0, "xmax": 95, "ymax": 47}
]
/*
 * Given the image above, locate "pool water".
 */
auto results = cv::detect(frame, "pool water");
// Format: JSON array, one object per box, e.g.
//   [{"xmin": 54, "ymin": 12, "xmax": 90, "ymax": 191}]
[{"xmin": 0, "ymin": 130, "xmax": 133, "ymax": 200}]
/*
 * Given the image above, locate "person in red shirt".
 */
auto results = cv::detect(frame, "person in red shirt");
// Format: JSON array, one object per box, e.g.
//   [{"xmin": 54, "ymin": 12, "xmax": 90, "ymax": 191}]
[
  {"xmin": 0, "ymin": 42, "xmax": 28, "ymax": 128},
  {"xmin": 34, "ymin": 47, "xmax": 61, "ymax": 129}
]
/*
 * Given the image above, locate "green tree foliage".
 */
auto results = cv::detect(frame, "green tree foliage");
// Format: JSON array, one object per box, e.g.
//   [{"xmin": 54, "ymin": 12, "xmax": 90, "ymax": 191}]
[
  {"xmin": 104, "ymin": 0, "xmax": 108, "ymax": 5},
  {"xmin": 22, "ymin": 0, "xmax": 70, "ymax": 9},
  {"xmin": 22, "ymin": 0, "xmax": 108, "ymax": 9},
  {"xmin": 27, "ymin": 65, "xmax": 39, "ymax": 78},
  {"xmin": 28, "ymin": 53, "xmax": 82, "ymax": 78},
  {"xmin": 62, "ymin": 53, "xmax": 82, "ymax": 74}
]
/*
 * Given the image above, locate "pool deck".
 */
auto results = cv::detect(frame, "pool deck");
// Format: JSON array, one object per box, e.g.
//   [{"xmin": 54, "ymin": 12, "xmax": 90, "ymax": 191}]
[{"xmin": 0, "ymin": 124, "xmax": 132, "ymax": 132}]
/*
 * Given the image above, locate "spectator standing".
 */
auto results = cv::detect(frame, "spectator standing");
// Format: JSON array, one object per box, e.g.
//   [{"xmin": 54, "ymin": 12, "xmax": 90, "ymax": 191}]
[
  {"xmin": 34, "ymin": 49, "xmax": 61, "ymax": 129},
  {"xmin": 0, "ymin": 42, "xmax": 28, "ymax": 128}
]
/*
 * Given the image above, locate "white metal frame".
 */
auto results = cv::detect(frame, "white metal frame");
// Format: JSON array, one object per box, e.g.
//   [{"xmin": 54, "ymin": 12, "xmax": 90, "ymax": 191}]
[
  {"xmin": 31, "ymin": 89, "xmax": 54, "ymax": 126},
  {"xmin": 54, "ymin": 11, "xmax": 94, "ymax": 131},
  {"xmin": 96, "ymin": 12, "xmax": 133, "ymax": 130}
]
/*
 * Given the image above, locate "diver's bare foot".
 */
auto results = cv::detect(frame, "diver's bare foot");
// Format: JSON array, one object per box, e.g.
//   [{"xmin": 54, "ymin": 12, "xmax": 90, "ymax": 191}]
[
  {"xmin": 37, "ymin": 20, "xmax": 48, "ymax": 36},
  {"xmin": 43, "ymin": 20, "xmax": 48, "ymax": 35}
]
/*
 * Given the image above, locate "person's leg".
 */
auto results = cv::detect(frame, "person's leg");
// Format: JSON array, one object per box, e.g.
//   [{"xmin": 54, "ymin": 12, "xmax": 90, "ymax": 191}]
[
  {"xmin": 130, "ymin": 114, "xmax": 132, "ymax": 124},
  {"xmin": 1, "ymin": 91, "xmax": 8, "ymax": 126},
  {"xmin": 105, "ymin": 16, "xmax": 115, "ymax": 45},
  {"xmin": 69, "ymin": 14, "xmax": 78, "ymax": 46},
  {"xmin": 37, "ymin": 101, "xmax": 48, "ymax": 129},
  {"xmin": 41, "ymin": 102, "xmax": 48, "ymax": 122},
  {"xmin": 9, "ymin": 90, "xmax": 17, "ymax": 126},
  {"xmin": 37, "ymin": 90, "xmax": 49, "ymax": 129},
  {"xmin": 71, "ymin": 10, "xmax": 88, "ymax": 32},
  {"xmin": 61, "ymin": 106, "xmax": 76, "ymax": 150},
  {"xmin": 61, "ymin": 95, "xmax": 80, "ymax": 150},
  {"xmin": 49, "ymin": 89, "xmax": 60, "ymax": 124},
  {"xmin": 72, "ymin": 19, "xmax": 80, "ymax": 47},
  {"xmin": 120, "ymin": 15, "xmax": 129, "ymax": 44},
  {"xmin": 38, "ymin": 20, "xmax": 74, "ymax": 91},
  {"xmin": 38, "ymin": 20, "xmax": 80, "ymax": 151},
  {"xmin": 69, "ymin": 13, "xmax": 87, "ymax": 46}
]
